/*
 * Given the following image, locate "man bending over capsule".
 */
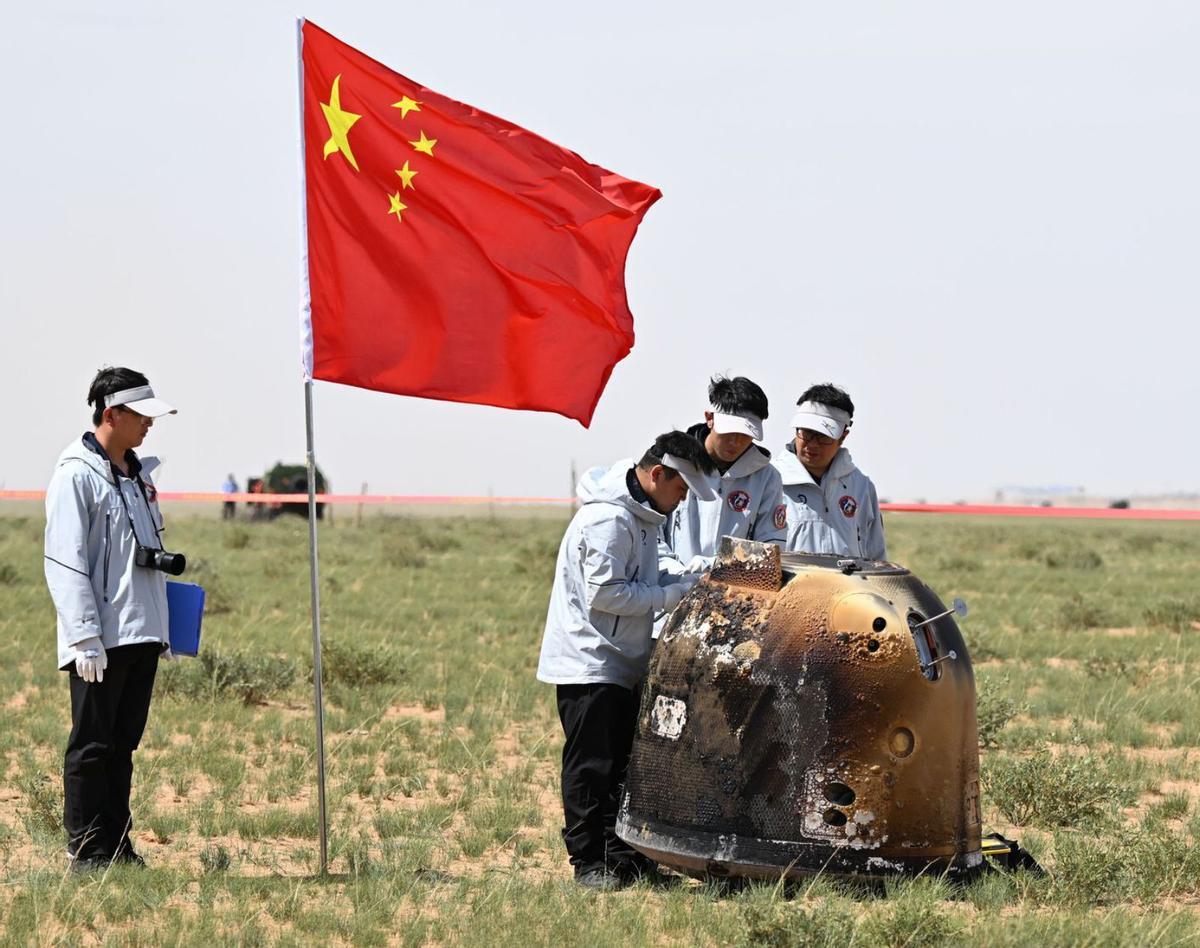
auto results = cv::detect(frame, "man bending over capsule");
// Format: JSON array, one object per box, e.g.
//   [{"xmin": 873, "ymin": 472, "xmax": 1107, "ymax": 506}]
[{"xmin": 537, "ymin": 431, "xmax": 715, "ymax": 891}]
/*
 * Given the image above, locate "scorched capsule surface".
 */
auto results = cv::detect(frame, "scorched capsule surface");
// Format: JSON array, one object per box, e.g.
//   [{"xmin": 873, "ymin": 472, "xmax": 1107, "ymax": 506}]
[{"xmin": 616, "ymin": 537, "xmax": 981, "ymax": 880}]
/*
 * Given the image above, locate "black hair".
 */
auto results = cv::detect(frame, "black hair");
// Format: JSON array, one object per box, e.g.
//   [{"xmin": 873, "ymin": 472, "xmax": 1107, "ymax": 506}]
[
  {"xmin": 87, "ymin": 366, "xmax": 150, "ymax": 426},
  {"xmin": 796, "ymin": 383, "xmax": 854, "ymax": 422},
  {"xmin": 637, "ymin": 431, "xmax": 716, "ymax": 477},
  {"xmin": 708, "ymin": 375, "xmax": 769, "ymax": 420}
]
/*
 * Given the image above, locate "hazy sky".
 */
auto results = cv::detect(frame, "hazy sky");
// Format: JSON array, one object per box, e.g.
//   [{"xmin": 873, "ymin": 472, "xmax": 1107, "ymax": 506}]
[{"xmin": 3, "ymin": 1, "xmax": 1197, "ymax": 501}]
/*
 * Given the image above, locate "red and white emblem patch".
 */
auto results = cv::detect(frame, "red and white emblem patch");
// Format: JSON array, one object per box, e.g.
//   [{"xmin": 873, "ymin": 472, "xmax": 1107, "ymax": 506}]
[
  {"xmin": 773, "ymin": 504, "xmax": 787, "ymax": 530},
  {"xmin": 144, "ymin": 481, "xmax": 157, "ymax": 503},
  {"xmin": 728, "ymin": 490, "xmax": 751, "ymax": 513},
  {"xmin": 838, "ymin": 494, "xmax": 858, "ymax": 517}
]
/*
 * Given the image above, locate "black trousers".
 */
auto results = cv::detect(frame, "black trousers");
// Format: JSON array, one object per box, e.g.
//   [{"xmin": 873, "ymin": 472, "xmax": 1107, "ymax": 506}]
[
  {"xmin": 556, "ymin": 682, "xmax": 642, "ymax": 876},
  {"xmin": 64, "ymin": 643, "xmax": 160, "ymax": 860},
  {"xmin": 222, "ymin": 501, "xmax": 236, "ymax": 520}
]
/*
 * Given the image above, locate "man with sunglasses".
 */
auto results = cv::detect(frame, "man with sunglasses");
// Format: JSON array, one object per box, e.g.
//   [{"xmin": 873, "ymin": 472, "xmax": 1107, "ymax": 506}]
[
  {"xmin": 44, "ymin": 366, "xmax": 178, "ymax": 871},
  {"xmin": 772, "ymin": 383, "xmax": 887, "ymax": 561}
]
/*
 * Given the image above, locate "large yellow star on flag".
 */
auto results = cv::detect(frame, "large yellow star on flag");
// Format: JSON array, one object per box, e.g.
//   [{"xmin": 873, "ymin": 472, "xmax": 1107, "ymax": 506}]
[
  {"xmin": 395, "ymin": 161, "xmax": 418, "ymax": 190},
  {"xmin": 387, "ymin": 191, "xmax": 407, "ymax": 222},
  {"xmin": 391, "ymin": 95, "xmax": 422, "ymax": 120},
  {"xmin": 409, "ymin": 131, "xmax": 437, "ymax": 156},
  {"xmin": 321, "ymin": 75, "xmax": 361, "ymax": 171}
]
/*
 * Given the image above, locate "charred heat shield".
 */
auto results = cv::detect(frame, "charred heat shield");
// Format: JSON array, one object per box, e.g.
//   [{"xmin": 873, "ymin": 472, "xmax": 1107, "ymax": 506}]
[{"xmin": 616, "ymin": 537, "xmax": 982, "ymax": 880}]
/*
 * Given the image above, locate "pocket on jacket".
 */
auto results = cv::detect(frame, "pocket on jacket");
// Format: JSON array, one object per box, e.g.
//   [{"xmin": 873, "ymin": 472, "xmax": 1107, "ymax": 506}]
[
  {"xmin": 102, "ymin": 511, "xmax": 112, "ymax": 602},
  {"xmin": 595, "ymin": 611, "xmax": 620, "ymax": 640}
]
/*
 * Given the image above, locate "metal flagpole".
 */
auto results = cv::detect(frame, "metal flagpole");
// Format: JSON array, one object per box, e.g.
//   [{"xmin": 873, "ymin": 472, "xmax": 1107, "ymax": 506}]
[
  {"xmin": 297, "ymin": 18, "xmax": 329, "ymax": 875},
  {"xmin": 304, "ymin": 379, "xmax": 330, "ymax": 873}
]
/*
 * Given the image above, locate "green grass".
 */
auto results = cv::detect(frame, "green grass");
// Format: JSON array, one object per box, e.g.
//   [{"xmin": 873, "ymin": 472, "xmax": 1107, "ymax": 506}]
[{"xmin": 1, "ymin": 511, "xmax": 1199, "ymax": 944}]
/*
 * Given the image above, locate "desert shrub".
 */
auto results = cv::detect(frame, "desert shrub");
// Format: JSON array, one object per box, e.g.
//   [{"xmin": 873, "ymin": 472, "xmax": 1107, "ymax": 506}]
[
  {"xmin": 1048, "ymin": 831, "xmax": 1126, "ymax": 904},
  {"xmin": 415, "ymin": 530, "xmax": 462, "ymax": 554},
  {"xmin": 1043, "ymin": 548, "xmax": 1104, "ymax": 570},
  {"xmin": 935, "ymin": 553, "xmax": 980, "ymax": 572},
  {"xmin": 1121, "ymin": 532, "xmax": 1161, "ymax": 553},
  {"xmin": 382, "ymin": 535, "xmax": 427, "ymax": 569},
  {"xmin": 1083, "ymin": 656, "xmax": 1125, "ymax": 678},
  {"xmin": 1057, "ymin": 594, "xmax": 1116, "ymax": 629},
  {"xmin": 1050, "ymin": 820, "xmax": 1200, "ymax": 904},
  {"xmin": 184, "ymin": 557, "xmax": 232, "ymax": 614},
  {"xmin": 506, "ymin": 534, "xmax": 560, "ymax": 578},
  {"xmin": 158, "ymin": 649, "xmax": 296, "ymax": 705},
  {"xmin": 317, "ymin": 638, "xmax": 407, "ymax": 687},
  {"xmin": 380, "ymin": 520, "xmax": 461, "ymax": 559},
  {"xmin": 984, "ymin": 744, "xmax": 1134, "ymax": 827},
  {"xmin": 222, "ymin": 527, "xmax": 251, "ymax": 550},
  {"xmin": 15, "ymin": 770, "xmax": 61, "ymax": 837},
  {"xmin": 965, "ymin": 629, "xmax": 1004, "ymax": 663},
  {"xmin": 1012, "ymin": 540, "xmax": 1043, "ymax": 561},
  {"xmin": 515, "ymin": 535, "xmax": 560, "ymax": 562},
  {"xmin": 1143, "ymin": 598, "xmax": 1199, "ymax": 631},
  {"xmin": 976, "ymin": 675, "xmax": 1024, "ymax": 748}
]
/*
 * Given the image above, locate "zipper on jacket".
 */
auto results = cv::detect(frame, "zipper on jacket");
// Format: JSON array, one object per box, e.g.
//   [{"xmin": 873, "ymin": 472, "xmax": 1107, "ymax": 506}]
[{"xmin": 102, "ymin": 511, "xmax": 112, "ymax": 602}]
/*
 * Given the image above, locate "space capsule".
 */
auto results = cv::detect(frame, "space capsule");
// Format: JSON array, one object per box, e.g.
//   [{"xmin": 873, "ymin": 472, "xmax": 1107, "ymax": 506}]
[{"xmin": 616, "ymin": 537, "xmax": 982, "ymax": 880}]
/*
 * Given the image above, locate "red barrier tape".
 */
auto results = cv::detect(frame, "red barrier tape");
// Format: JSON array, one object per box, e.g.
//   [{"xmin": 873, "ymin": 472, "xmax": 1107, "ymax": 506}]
[
  {"xmin": 878, "ymin": 503, "xmax": 1200, "ymax": 521},
  {"xmin": 0, "ymin": 490, "xmax": 571, "ymax": 506},
  {"xmin": 1, "ymin": 490, "xmax": 1196, "ymax": 519}
]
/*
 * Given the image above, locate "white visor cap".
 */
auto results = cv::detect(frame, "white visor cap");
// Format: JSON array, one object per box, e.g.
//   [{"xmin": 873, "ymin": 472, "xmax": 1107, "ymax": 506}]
[
  {"xmin": 790, "ymin": 401, "xmax": 849, "ymax": 440},
  {"xmin": 709, "ymin": 409, "xmax": 764, "ymax": 442},
  {"xmin": 660, "ymin": 453, "xmax": 717, "ymax": 502},
  {"xmin": 104, "ymin": 385, "xmax": 177, "ymax": 418}
]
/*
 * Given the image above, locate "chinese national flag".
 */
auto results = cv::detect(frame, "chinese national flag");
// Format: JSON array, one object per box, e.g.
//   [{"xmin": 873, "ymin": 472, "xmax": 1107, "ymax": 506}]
[{"xmin": 299, "ymin": 21, "xmax": 661, "ymax": 426}]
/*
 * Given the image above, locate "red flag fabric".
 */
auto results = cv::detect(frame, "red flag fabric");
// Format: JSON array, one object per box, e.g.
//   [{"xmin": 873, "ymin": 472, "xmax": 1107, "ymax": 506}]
[{"xmin": 299, "ymin": 21, "xmax": 661, "ymax": 426}]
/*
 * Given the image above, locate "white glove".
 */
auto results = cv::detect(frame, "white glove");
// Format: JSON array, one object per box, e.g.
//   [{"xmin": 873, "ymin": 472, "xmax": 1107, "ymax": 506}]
[
  {"xmin": 661, "ymin": 583, "xmax": 688, "ymax": 612},
  {"xmin": 161, "ymin": 646, "xmax": 177, "ymax": 662},
  {"xmin": 73, "ymin": 637, "xmax": 107, "ymax": 683},
  {"xmin": 684, "ymin": 555, "xmax": 714, "ymax": 574},
  {"xmin": 678, "ymin": 572, "xmax": 702, "ymax": 591}
]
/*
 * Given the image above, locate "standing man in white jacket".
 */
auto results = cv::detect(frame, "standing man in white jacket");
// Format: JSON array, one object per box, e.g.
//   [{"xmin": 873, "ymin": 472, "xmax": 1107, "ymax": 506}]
[
  {"xmin": 44, "ymin": 366, "xmax": 180, "ymax": 871},
  {"xmin": 659, "ymin": 375, "xmax": 787, "ymax": 577},
  {"xmin": 772, "ymin": 383, "xmax": 887, "ymax": 561},
  {"xmin": 537, "ymin": 431, "xmax": 715, "ymax": 890}
]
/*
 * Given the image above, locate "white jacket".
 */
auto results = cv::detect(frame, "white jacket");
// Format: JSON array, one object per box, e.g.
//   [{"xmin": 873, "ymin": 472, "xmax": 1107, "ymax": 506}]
[
  {"xmin": 659, "ymin": 424, "xmax": 786, "ymax": 574},
  {"xmin": 772, "ymin": 443, "xmax": 886, "ymax": 560},
  {"xmin": 44, "ymin": 436, "xmax": 170, "ymax": 670},
  {"xmin": 537, "ymin": 461, "xmax": 679, "ymax": 689}
]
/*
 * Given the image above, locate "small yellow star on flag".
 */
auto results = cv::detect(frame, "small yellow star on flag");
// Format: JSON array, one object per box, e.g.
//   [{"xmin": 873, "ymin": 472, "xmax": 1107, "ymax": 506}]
[
  {"xmin": 409, "ymin": 131, "xmax": 437, "ymax": 156},
  {"xmin": 391, "ymin": 95, "xmax": 422, "ymax": 120},
  {"xmin": 395, "ymin": 161, "xmax": 418, "ymax": 190},
  {"xmin": 387, "ymin": 191, "xmax": 407, "ymax": 222},
  {"xmin": 321, "ymin": 75, "xmax": 361, "ymax": 171}
]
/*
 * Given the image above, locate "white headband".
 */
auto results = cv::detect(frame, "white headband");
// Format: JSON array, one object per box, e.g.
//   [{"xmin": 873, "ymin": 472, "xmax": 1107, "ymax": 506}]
[
  {"xmin": 660, "ymin": 452, "xmax": 717, "ymax": 502},
  {"xmin": 105, "ymin": 386, "xmax": 155, "ymax": 408},
  {"xmin": 790, "ymin": 400, "xmax": 850, "ymax": 439},
  {"xmin": 708, "ymin": 407, "xmax": 765, "ymax": 441},
  {"xmin": 795, "ymin": 401, "xmax": 850, "ymax": 426},
  {"xmin": 103, "ymin": 384, "xmax": 177, "ymax": 418}
]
